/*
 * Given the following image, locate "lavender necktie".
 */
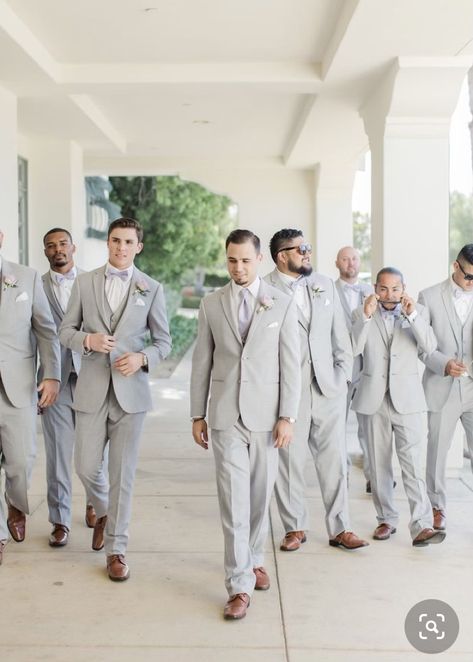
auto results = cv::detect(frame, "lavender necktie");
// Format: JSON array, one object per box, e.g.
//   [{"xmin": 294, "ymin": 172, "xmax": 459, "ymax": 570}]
[{"xmin": 238, "ymin": 289, "xmax": 252, "ymax": 339}]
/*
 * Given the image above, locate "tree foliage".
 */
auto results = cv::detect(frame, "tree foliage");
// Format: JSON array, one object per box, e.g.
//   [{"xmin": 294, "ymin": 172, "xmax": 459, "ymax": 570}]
[
  {"xmin": 450, "ymin": 190, "xmax": 473, "ymax": 263},
  {"xmin": 109, "ymin": 176, "xmax": 234, "ymax": 286},
  {"xmin": 353, "ymin": 210, "xmax": 371, "ymax": 275}
]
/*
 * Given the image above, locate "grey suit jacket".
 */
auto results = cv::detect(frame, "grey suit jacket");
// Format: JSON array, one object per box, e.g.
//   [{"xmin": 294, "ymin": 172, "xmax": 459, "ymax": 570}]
[
  {"xmin": 335, "ymin": 278, "xmax": 373, "ymax": 384},
  {"xmin": 39, "ymin": 269, "xmax": 83, "ymax": 388},
  {"xmin": 190, "ymin": 279, "xmax": 301, "ymax": 431},
  {"xmin": 265, "ymin": 269, "xmax": 352, "ymax": 398},
  {"xmin": 59, "ymin": 265, "xmax": 171, "ymax": 414},
  {"xmin": 0, "ymin": 259, "xmax": 61, "ymax": 408},
  {"xmin": 351, "ymin": 303, "xmax": 436, "ymax": 415},
  {"xmin": 418, "ymin": 278, "xmax": 471, "ymax": 411}
]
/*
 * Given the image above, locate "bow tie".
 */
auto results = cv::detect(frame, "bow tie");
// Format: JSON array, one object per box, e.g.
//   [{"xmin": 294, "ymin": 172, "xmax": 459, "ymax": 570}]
[
  {"xmin": 54, "ymin": 270, "xmax": 75, "ymax": 285},
  {"xmin": 290, "ymin": 277, "xmax": 306, "ymax": 291},
  {"xmin": 454, "ymin": 288, "xmax": 473, "ymax": 299},
  {"xmin": 344, "ymin": 283, "xmax": 361, "ymax": 293},
  {"xmin": 106, "ymin": 268, "xmax": 129, "ymax": 282},
  {"xmin": 380, "ymin": 304, "xmax": 401, "ymax": 319}
]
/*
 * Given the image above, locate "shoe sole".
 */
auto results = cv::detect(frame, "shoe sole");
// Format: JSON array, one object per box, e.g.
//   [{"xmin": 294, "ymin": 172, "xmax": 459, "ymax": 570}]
[
  {"xmin": 7, "ymin": 521, "xmax": 25, "ymax": 543},
  {"xmin": 412, "ymin": 531, "xmax": 446, "ymax": 547},
  {"xmin": 224, "ymin": 612, "xmax": 247, "ymax": 620},
  {"xmin": 49, "ymin": 539, "xmax": 68, "ymax": 547},
  {"xmin": 329, "ymin": 540, "xmax": 369, "ymax": 550},
  {"xmin": 373, "ymin": 527, "xmax": 397, "ymax": 541},
  {"xmin": 92, "ymin": 542, "xmax": 104, "ymax": 551},
  {"xmin": 108, "ymin": 571, "xmax": 130, "ymax": 582},
  {"xmin": 254, "ymin": 584, "xmax": 270, "ymax": 591}
]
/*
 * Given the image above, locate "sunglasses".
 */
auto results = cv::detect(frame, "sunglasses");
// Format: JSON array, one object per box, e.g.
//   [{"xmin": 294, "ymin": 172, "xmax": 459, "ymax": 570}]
[
  {"xmin": 457, "ymin": 261, "xmax": 473, "ymax": 281},
  {"xmin": 277, "ymin": 243, "xmax": 312, "ymax": 256}
]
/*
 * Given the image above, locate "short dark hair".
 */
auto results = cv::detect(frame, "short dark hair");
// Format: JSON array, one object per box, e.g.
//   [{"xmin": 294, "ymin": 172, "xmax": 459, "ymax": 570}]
[
  {"xmin": 225, "ymin": 229, "xmax": 260, "ymax": 253},
  {"xmin": 269, "ymin": 228, "xmax": 303, "ymax": 263},
  {"xmin": 43, "ymin": 227, "xmax": 73, "ymax": 245},
  {"xmin": 376, "ymin": 266, "xmax": 404, "ymax": 284},
  {"xmin": 108, "ymin": 217, "xmax": 144, "ymax": 243},
  {"xmin": 457, "ymin": 244, "xmax": 473, "ymax": 266}
]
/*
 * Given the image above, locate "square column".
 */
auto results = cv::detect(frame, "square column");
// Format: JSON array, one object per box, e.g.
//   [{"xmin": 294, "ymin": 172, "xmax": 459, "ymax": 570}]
[{"xmin": 0, "ymin": 85, "xmax": 19, "ymax": 260}]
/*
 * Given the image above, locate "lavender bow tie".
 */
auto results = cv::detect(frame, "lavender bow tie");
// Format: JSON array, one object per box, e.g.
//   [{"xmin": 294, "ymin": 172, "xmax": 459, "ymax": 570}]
[
  {"xmin": 344, "ymin": 283, "xmax": 361, "ymax": 293},
  {"xmin": 380, "ymin": 304, "xmax": 401, "ymax": 319},
  {"xmin": 54, "ymin": 271, "xmax": 75, "ymax": 285},
  {"xmin": 106, "ymin": 268, "xmax": 129, "ymax": 282},
  {"xmin": 290, "ymin": 277, "xmax": 306, "ymax": 291},
  {"xmin": 454, "ymin": 288, "xmax": 473, "ymax": 299}
]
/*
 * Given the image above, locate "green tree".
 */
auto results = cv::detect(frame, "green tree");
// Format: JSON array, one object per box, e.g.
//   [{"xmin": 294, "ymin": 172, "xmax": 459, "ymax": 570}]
[
  {"xmin": 449, "ymin": 190, "xmax": 473, "ymax": 263},
  {"xmin": 109, "ymin": 176, "xmax": 234, "ymax": 286},
  {"xmin": 353, "ymin": 210, "xmax": 371, "ymax": 276}
]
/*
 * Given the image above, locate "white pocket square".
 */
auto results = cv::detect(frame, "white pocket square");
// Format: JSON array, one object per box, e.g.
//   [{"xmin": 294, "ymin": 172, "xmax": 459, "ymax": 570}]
[
  {"xmin": 134, "ymin": 297, "xmax": 146, "ymax": 307},
  {"xmin": 267, "ymin": 321, "xmax": 279, "ymax": 328},
  {"xmin": 324, "ymin": 298, "xmax": 331, "ymax": 306},
  {"xmin": 401, "ymin": 319, "xmax": 410, "ymax": 329},
  {"xmin": 15, "ymin": 291, "xmax": 29, "ymax": 302}
]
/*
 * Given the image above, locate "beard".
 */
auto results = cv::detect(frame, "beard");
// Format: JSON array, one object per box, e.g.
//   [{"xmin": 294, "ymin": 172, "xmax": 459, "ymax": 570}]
[{"xmin": 288, "ymin": 260, "xmax": 313, "ymax": 277}]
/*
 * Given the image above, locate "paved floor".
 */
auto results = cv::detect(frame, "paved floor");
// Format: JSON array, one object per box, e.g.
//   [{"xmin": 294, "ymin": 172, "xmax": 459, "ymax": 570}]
[{"xmin": 2, "ymin": 347, "xmax": 473, "ymax": 661}]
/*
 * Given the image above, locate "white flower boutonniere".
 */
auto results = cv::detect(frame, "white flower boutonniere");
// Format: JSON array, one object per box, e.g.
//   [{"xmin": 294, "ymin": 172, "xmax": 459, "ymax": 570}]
[
  {"xmin": 311, "ymin": 286, "xmax": 325, "ymax": 299},
  {"xmin": 133, "ymin": 279, "xmax": 150, "ymax": 297},
  {"xmin": 257, "ymin": 295, "xmax": 275, "ymax": 313},
  {"xmin": 3, "ymin": 275, "xmax": 19, "ymax": 291}
]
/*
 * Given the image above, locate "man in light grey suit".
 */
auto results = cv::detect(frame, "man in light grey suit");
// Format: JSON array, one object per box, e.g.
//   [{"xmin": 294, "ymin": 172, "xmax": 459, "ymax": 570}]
[
  {"xmin": 352, "ymin": 267, "xmax": 444, "ymax": 546},
  {"xmin": 191, "ymin": 229, "xmax": 301, "ymax": 621},
  {"xmin": 335, "ymin": 246, "xmax": 373, "ymax": 491},
  {"xmin": 60, "ymin": 218, "xmax": 171, "ymax": 581},
  {"xmin": 41, "ymin": 227, "xmax": 103, "ymax": 547},
  {"xmin": 0, "ymin": 229, "xmax": 61, "ymax": 565},
  {"xmin": 266, "ymin": 229, "xmax": 368, "ymax": 554},
  {"xmin": 419, "ymin": 244, "xmax": 473, "ymax": 531}
]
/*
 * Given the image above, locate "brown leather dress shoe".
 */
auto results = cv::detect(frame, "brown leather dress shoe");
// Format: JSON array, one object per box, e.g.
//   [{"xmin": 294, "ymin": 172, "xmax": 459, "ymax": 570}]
[
  {"xmin": 433, "ymin": 508, "xmax": 446, "ymax": 531},
  {"xmin": 49, "ymin": 524, "xmax": 69, "ymax": 547},
  {"xmin": 329, "ymin": 530, "xmax": 369, "ymax": 550},
  {"xmin": 7, "ymin": 502, "xmax": 26, "ymax": 543},
  {"xmin": 85, "ymin": 505, "xmax": 97, "ymax": 529},
  {"xmin": 223, "ymin": 593, "xmax": 250, "ymax": 620},
  {"xmin": 92, "ymin": 515, "xmax": 107, "ymax": 551},
  {"xmin": 280, "ymin": 530, "xmax": 307, "ymax": 552},
  {"xmin": 253, "ymin": 566, "xmax": 270, "ymax": 590},
  {"xmin": 0, "ymin": 540, "xmax": 5, "ymax": 565},
  {"xmin": 107, "ymin": 554, "xmax": 130, "ymax": 581},
  {"xmin": 373, "ymin": 523, "xmax": 396, "ymax": 540},
  {"xmin": 412, "ymin": 528, "xmax": 446, "ymax": 547}
]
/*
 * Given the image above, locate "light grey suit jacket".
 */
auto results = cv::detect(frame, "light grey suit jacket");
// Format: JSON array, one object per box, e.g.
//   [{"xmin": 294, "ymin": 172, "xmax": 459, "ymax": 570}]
[
  {"xmin": 0, "ymin": 259, "xmax": 61, "ymax": 407},
  {"xmin": 351, "ymin": 303, "xmax": 436, "ymax": 415},
  {"xmin": 418, "ymin": 278, "xmax": 471, "ymax": 412},
  {"xmin": 39, "ymin": 269, "xmax": 83, "ymax": 388},
  {"xmin": 190, "ymin": 279, "xmax": 301, "ymax": 431},
  {"xmin": 265, "ymin": 269, "xmax": 352, "ymax": 397},
  {"xmin": 335, "ymin": 278, "xmax": 373, "ymax": 384},
  {"xmin": 59, "ymin": 265, "xmax": 171, "ymax": 414}
]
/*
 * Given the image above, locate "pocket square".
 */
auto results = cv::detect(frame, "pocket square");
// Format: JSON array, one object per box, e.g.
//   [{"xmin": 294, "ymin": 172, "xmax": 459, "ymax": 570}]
[
  {"xmin": 324, "ymin": 298, "xmax": 331, "ymax": 306},
  {"xmin": 267, "ymin": 321, "xmax": 279, "ymax": 328},
  {"xmin": 134, "ymin": 297, "xmax": 146, "ymax": 307},
  {"xmin": 401, "ymin": 319, "xmax": 410, "ymax": 329},
  {"xmin": 15, "ymin": 291, "xmax": 29, "ymax": 302}
]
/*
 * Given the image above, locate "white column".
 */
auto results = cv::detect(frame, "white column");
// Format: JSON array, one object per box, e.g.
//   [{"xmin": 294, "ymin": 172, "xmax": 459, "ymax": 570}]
[{"xmin": 0, "ymin": 86, "xmax": 19, "ymax": 260}]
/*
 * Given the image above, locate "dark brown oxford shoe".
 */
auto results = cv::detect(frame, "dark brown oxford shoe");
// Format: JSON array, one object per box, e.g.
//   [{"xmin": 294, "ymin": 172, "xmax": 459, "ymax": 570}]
[
  {"xmin": 92, "ymin": 515, "xmax": 107, "ymax": 551},
  {"xmin": 373, "ymin": 523, "xmax": 396, "ymax": 540},
  {"xmin": 253, "ymin": 567, "xmax": 270, "ymax": 590},
  {"xmin": 223, "ymin": 593, "xmax": 250, "ymax": 620},
  {"xmin": 49, "ymin": 524, "xmax": 69, "ymax": 547},
  {"xmin": 107, "ymin": 554, "xmax": 130, "ymax": 581},
  {"xmin": 329, "ymin": 530, "xmax": 369, "ymax": 550},
  {"xmin": 280, "ymin": 530, "xmax": 307, "ymax": 552},
  {"xmin": 85, "ymin": 504, "xmax": 97, "ymax": 529},
  {"xmin": 412, "ymin": 528, "xmax": 446, "ymax": 547},
  {"xmin": 7, "ymin": 502, "xmax": 26, "ymax": 543}
]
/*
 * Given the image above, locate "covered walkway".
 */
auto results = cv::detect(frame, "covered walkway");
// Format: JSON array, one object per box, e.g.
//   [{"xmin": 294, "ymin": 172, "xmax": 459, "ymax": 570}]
[{"xmin": 2, "ymin": 347, "xmax": 473, "ymax": 661}]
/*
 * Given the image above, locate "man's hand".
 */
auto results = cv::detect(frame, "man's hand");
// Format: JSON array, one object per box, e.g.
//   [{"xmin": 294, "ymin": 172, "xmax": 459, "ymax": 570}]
[
  {"xmin": 87, "ymin": 333, "xmax": 116, "ymax": 353},
  {"xmin": 37, "ymin": 379, "xmax": 60, "ymax": 408},
  {"xmin": 272, "ymin": 419, "xmax": 294, "ymax": 449},
  {"xmin": 192, "ymin": 419, "xmax": 209, "ymax": 450},
  {"xmin": 113, "ymin": 352, "xmax": 144, "ymax": 377},
  {"xmin": 445, "ymin": 358, "xmax": 468, "ymax": 378},
  {"xmin": 363, "ymin": 293, "xmax": 379, "ymax": 319},
  {"xmin": 400, "ymin": 293, "xmax": 415, "ymax": 316}
]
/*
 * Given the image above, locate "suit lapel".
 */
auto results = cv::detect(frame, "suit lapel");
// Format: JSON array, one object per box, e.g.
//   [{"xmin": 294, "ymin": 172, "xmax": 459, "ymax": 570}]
[
  {"xmin": 270, "ymin": 268, "xmax": 308, "ymax": 331},
  {"xmin": 93, "ymin": 266, "xmax": 112, "ymax": 332},
  {"xmin": 220, "ymin": 283, "xmax": 242, "ymax": 346},
  {"xmin": 42, "ymin": 273, "xmax": 63, "ymax": 320},
  {"xmin": 0, "ymin": 260, "xmax": 19, "ymax": 315},
  {"xmin": 113, "ymin": 267, "xmax": 144, "ymax": 334},
  {"xmin": 440, "ymin": 280, "xmax": 461, "ymax": 344},
  {"xmin": 373, "ymin": 308, "xmax": 389, "ymax": 348},
  {"xmin": 244, "ymin": 280, "xmax": 267, "ymax": 345}
]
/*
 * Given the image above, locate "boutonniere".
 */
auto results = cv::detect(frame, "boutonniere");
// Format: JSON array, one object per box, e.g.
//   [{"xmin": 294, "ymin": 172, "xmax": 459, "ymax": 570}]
[
  {"xmin": 311, "ymin": 286, "xmax": 325, "ymax": 299},
  {"xmin": 257, "ymin": 295, "xmax": 275, "ymax": 313},
  {"xmin": 133, "ymin": 279, "xmax": 150, "ymax": 297},
  {"xmin": 3, "ymin": 275, "xmax": 19, "ymax": 291}
]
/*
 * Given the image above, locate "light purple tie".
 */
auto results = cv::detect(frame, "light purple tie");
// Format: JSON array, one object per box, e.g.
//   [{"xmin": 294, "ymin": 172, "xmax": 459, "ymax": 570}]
[
  {"xmin": 107, "ymin": 268, "xmax": 129, "ymax": 281},
  {"xmin": 238, "ymin": 289, "xmax": 252, "ymax": 339},
  {"xmin": 54, "ymin": 270, "xmax": 75, "ymax": 285}
]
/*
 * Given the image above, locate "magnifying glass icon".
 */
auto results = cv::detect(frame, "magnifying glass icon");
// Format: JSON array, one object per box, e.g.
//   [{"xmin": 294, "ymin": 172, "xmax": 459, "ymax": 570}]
[{"xmin": 425, "ymin": 620, "xmax": 439, "ymax": 634}]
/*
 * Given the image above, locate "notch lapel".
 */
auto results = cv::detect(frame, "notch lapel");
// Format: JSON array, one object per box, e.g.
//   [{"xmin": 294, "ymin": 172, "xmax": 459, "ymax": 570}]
[
  {"xmin": 93, "ymin": 267, "xmax": 112, "ymax": 332},
  {"xmin": 42, "ymin": 273, "xmax": 64, "ymax": 320},
  {"xmin": 220, "ymin": 283, "xmax": 242, "ymax": 346},
  {"xmin": 244, "ymin": 280, "xmax": 268, "ymax": 345},
  {"xmin": 440, "ymin": 281, "xmax": 461, "ymax": 345},
  {"xmin": 373, "ymin": 308, "xmax": 389, "ymax": 348}
]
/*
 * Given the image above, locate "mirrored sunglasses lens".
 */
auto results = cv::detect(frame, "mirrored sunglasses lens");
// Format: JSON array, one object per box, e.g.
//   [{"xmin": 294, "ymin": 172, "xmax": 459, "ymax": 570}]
[{"xmin": 299, "ymin": 244, "xmax": 312, "ymax": 255}]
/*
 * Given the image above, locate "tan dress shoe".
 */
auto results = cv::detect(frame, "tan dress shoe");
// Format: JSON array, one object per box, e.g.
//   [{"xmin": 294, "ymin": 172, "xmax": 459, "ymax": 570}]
[
  {"xmin": 92, "ymin": 515, "xmax": 107, "ymax": 551},
  {"xmin": 373, "ymin": 523, "xmax": 396, "ymax": 540},
  {"xmin": 253, "ymin": 566, "xmax": 270, "ymax": 590},
  {"xmin": 49, "ymin": 524, "xmax": 69, "ymax": 547},
  {"xmin": 7, "ymin": 502, "xmax": 26, "ymax": 543},
  {"xmin": 432, "ymin": 508, "xmax": 446, "ymax": 531},
  {"xmin": 223, "ymin": 593, "xmax": 250, "ymax": 620},
  {"xmin": 280, "ymin": 530, "xmax": 307, "ymax": 552},
  {"xmin": 85, "ymin": 505, "xmax": 97, "ymax": 529},
  {"xmin": 329, "ymin": 530, "xmax": 369, "ymax": 550},
  {"xmin": 412, "ymin": 528, "xmax": 446, "ymax": 547},
  {"xmin": 107, "ymin": 554, "xmax": 130, "ymax": 581}
]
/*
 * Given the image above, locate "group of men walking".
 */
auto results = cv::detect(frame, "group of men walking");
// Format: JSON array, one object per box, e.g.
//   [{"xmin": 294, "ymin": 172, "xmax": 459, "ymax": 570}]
[{"xmin": 191, "ymin": 228, "xmax": 473, "ymax": 621}]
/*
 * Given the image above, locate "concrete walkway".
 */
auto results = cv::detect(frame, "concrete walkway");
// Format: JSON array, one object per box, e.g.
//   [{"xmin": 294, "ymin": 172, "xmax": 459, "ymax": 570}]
[{"xmin": 2, "ymin": 347, "xmax": 473, "ymax": 661}]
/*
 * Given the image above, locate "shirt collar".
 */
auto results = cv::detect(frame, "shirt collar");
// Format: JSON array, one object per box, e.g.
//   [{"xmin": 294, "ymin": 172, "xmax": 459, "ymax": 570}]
[
  {"xmin": 105, "ymin": 262, "xmax": 133, "ymax": 283},
  {"xmin": 277, "ymin": 269, "xmax": 304, "ymax": 288},
  {"xmin": 50, "ymin": 266, "xmax": 77, "ymax": 283},
  {"xmin": 231, "ymin": 276, "xmax": 260, "ymax": 299}
]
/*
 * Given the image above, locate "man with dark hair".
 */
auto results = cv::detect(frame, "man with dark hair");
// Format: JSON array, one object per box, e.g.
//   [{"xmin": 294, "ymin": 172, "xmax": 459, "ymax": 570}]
[
  {"xmin": 60, "ymin": 217, "xmax": 171, "ymax": 581},
  {"xmin": 41, "ymin": 228, "xmax": 103, "ymax": 547},
  {"xmin": 265, "ymin": 229, "xmax": 368, "ymax": 553},
  {"xmin": 191, "ymin": 229, "xmax": 300, "ymax": 620},
  {"xmin": 419, "ymin": 244, "xmax": 473, "ymax": 531},
  {"xmin": 352, "ymin": 267, "xmax": 444, "ymax": 546}
]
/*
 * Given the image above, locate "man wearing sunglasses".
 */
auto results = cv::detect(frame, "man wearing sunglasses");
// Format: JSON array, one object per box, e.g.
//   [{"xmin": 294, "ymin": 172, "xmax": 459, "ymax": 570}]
[
  {"xmin": 418, "ymin": 244, "xmax": 473, "ymax": 532},
  {"xmin": 265, "ymin": 229, "xmax": 368, "ymax": 552}
]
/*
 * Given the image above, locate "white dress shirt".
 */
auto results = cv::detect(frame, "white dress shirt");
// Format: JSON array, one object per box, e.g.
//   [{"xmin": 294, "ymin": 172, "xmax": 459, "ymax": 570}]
[
  {"xmin": 105, "ymin": 263, "xmax": 133, "ymax": 313},
  {"xmin": 277, "ymin": 270, "xmax": 310, "ymax": 320},
  {"xmin": 50, "ymin": 267, "xmax": 77, "ymax": 313},
  {"xmin": 231, "ymin": 276, "xmax": 260, "ymax": 320},
  {"xmin": 341, "ymin": 280, "xmax": 362, "ymax": 313},
  {"xmin": 451, "ymin": 280, "xmax": 473, "ymax": 326}
]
